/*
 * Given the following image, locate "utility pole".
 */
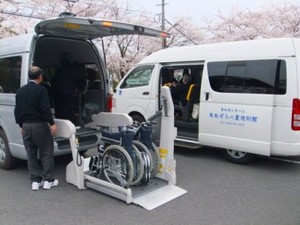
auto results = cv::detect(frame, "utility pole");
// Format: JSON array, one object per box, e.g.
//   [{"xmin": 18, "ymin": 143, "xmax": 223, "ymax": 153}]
[{"xmin": 161, "ymin": 0, "xmax": 167, "ymax": 49}]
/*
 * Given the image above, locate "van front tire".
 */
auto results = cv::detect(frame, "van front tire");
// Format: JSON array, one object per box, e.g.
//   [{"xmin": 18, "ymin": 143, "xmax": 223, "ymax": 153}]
[
  {"xmin": 223, "ymin": 149, "xmax": 255, "ymax": 164},
  {"xmin": 0, "ymin": 129, "xmax": 17, "ymax": 170}
]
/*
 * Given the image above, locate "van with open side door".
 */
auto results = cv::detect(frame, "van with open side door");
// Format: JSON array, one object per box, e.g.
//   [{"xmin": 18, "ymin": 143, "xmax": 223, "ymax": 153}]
[
  {"xmin": 0, "ymin": 14, "xmax": 167, "ymax": 169},
  {"xmin": 113, "ymin": 38, "xmax": 300, "ymax": 164}
]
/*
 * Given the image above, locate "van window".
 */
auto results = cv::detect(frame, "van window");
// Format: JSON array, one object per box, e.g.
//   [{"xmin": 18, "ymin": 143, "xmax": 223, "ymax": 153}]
[
  {"xmin": 120, "ymin": 65, "xmax": 154, "ymax": 88},
  {"xmin": 208, "ymin": 60, "xmax": 286, "ymax": 94},
  {"xmin": 0, "ymin": 56, "xmax": 22, "ymax": 93}
]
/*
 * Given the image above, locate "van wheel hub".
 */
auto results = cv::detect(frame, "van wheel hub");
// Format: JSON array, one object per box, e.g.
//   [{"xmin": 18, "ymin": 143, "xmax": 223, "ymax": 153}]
[
  {"xmin": 223, "ymin": 149, "xmax": 255, "ymax": 164},
  {"xmin": 0, "ymin": 137, "xmax": 6, "ymax": 163},
  {"xmin": 226, "ymin": 149, "xmax": 246, "ymax": 159}
]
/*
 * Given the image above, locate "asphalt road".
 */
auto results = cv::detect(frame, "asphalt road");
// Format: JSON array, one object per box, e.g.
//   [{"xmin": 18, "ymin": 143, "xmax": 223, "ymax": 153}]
[{"xmin": 1, "ymin": 147, "xmax": 300, "ymax": 225}]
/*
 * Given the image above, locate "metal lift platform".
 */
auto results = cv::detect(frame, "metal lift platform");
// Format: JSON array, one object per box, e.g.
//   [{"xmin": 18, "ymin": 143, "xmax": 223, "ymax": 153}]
[{"xmin": 57, "ymin": 87, "xmax": 186, "ymax": 210}]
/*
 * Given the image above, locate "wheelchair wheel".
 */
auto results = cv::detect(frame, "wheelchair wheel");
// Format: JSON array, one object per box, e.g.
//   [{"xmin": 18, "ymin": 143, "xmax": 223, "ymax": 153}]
[
  {"xmin": 102, "ymin": 145, "xmax": 134, "ymax": 187},
  {"xmin": 133, "ymin": 140, "xmax": 153, "ymax": 173},
  {"xmin": 89, "ymin": 154, "xmax": 103, "ymax": 179},
  {"xmin": 130, "ymin": 145, "xmax": 145, "ymax": 185},
  {"xmin": 149, "ymin": 143, "xmax": 160, "ymax": 177},
  {"xmin": 140, "ymin": 152, "xmax": 151, "ymax": 185}
]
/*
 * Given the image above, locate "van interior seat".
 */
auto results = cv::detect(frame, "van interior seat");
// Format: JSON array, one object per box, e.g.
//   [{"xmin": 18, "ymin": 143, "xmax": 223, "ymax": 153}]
[
  {"xmin": 82, "ymin": 89, "xmax": 101, "ymax": 123},
  {"xmin": 87, "ymin": 81, "xmax": 101, "ymax": 89}
]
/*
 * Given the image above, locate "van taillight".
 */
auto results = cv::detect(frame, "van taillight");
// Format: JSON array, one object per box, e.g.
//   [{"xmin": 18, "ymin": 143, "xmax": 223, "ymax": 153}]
[
  {"xmin": 292, "ymin": 98, "xmax": 300, "ymax": 130},
  {"xmin": 108, "ymin": 94, "xmax": 113, "ymax": 112}
]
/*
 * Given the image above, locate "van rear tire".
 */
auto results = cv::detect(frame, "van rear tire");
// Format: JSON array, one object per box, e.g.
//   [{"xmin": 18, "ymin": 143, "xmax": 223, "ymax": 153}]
[
  {"xmin": 223, "ymin": 149, "xmax": 255, "ymax": 164},
  {"xmin": 0, "ymin": 129, "xmax": 17, "ymax": 170},
  {"xmin": 130, "ymin": 114, "xmax": 145, "ymax": 126}
]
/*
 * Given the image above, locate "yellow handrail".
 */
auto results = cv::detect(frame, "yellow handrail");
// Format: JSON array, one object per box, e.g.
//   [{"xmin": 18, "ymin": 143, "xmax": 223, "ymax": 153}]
[{"xmin": 186, "ymin": 84, "xmax": 195, "ymax": 101}]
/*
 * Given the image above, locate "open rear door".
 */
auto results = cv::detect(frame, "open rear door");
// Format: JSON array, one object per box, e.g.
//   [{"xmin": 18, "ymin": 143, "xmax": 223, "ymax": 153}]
[{"xmin": 35, "ymin": 16, "xmax": 169, "ymax": 39}]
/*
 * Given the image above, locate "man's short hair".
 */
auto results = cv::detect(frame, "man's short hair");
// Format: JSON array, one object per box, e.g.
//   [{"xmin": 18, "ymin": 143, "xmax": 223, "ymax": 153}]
[{"xmin": 29, "ymin": 66, "xmax": 43, "ymax": 80}]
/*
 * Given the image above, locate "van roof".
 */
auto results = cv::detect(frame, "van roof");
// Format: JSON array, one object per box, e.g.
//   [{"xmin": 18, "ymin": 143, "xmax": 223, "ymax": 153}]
[
  {"xmin": 0, "ymin": 33, "xmax": 34, "ymax": 56},
  {"xmin": 138, "ymin": 38, "xmax": 299, "ymax": 64}
]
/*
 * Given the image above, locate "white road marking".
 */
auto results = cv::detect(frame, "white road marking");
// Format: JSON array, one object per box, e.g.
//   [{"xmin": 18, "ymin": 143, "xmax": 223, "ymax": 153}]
[{"xmin": 269, "ymin": 157, "xmax": 300, "ymax": 165}]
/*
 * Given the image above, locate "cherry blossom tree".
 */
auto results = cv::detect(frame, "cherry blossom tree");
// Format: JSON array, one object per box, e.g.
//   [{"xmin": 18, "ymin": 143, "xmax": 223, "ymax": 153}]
[
  {"xmin": 200, "ymin": 2, "xmax": 300, "ymax": 43},
  {"xmin": 265, "ymin": 2, "xmax": 300, "ymax": 38},
  {"xmin": 1, "ymin": 0, "xmax": 300, "ymax": 81},
  {"xmin": 0, "ymin": 0, "xmax": 163, "ymax": 80},
  {"xmin": 98, "ymin": 1, "xmax": 163, "ymax": 80},
  {"xmin": 165, "ymin": 17, "xmax": 204, "ymax": 47}
]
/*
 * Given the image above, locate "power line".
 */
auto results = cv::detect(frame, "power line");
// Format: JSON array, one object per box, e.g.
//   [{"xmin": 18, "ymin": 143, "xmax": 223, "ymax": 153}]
[
  {"xmin": 64, "ymin": 0, "xmax": 159, "ymax": 19},
  {"xmin": 165, "ymin": 18, "xmax": 198, "ymax": 45},
  {"xmin": 0, "ymin": 10, "xmax": 45, "ymax": 19},
  {"xmin": 0, "ymin": 1, "xmax": 159, "ymax": 21}
]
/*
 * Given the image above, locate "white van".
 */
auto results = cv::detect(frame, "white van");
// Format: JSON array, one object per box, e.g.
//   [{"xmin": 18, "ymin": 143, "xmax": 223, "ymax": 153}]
[
  {"xmin": 113, "ymin": 38, "xmax": 300, "ymax": 163},
  {"xmin": 0, "ymin": 14, "xmax": 166, "ymax": 169}
]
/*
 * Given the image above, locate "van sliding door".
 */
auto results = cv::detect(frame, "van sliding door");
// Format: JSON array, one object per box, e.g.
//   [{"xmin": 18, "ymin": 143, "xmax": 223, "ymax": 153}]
[{"xmin": 199, "ymin": 60, "xmax": 285, "ymax": 156}]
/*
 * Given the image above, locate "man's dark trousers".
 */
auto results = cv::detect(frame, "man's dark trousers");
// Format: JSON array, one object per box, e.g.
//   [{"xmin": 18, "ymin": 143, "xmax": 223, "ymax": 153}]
[{"xmin": 22, "ymin": 122, "xmax": 54, "ymax": 182}]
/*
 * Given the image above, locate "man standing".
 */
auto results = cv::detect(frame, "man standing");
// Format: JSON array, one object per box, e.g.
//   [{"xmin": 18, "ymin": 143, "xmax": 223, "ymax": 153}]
[{"xmin": 14, "ymin": 66, "xmax": 58, "ymax": 191}]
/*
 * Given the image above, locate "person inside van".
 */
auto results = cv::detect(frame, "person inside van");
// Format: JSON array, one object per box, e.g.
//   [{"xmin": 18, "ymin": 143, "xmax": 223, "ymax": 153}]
[
  {"xmin": 51, "ymin": 59, "xmax": 86, "ymax": 125},
  {"xmin": 170, "ymin": 72, "xmax": 192, "ymax": 120},
  {"xmin": 162, "ymin": 68, "xmax": 177, "ymax": 87},
  {"xmin": 170, "ymin": 71, "xmax": 191, "ymax": 103},
  {"xmin": 161, "ymin": 68, "xmax": 170, "ymax": 86}
]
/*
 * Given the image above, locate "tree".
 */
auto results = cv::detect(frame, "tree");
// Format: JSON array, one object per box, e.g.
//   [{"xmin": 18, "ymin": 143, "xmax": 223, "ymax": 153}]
[
  {"xmin": 200, "ymin": 2, "xmax": 300, "ymax": 43},
  {"xmin": 165, "ymin": 17, "xmax": 204, "ymax": 47},
  {"xmin": 265, "ymin": 2, "xmax": 300, "ymax": 38},
  {"xmin": 0, "ymin": 0, "xmax": 164, "ymax": 80},
  {"xmin": 1, "ymin": 1, "xmax": 300, "ymax": 81},
  {"xmin": 200, "ymin": 8, "xmax": 272, "ymax": 43},
  {"xmin": 99, "ymin": 1, "xmax": 163, "ymax": 80}
]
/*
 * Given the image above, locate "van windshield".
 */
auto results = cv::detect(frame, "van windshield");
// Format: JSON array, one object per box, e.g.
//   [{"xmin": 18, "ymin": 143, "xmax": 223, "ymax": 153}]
[{"xmin": 120, "ymin": 65, "xmax": 154, "ymax": 88}]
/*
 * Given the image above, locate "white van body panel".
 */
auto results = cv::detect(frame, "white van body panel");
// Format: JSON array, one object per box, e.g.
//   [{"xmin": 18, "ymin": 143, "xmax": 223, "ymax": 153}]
[
  {"xmin": 114, "ymin": 38, "xmax": 300, "ymax": 157},
  {"xmin": 0, "ymin": 33, "xmax": 34, "ymax": 56},
  {"xmin": 0, "ymin": 34, "xmax": 35, "ymax": 159}
]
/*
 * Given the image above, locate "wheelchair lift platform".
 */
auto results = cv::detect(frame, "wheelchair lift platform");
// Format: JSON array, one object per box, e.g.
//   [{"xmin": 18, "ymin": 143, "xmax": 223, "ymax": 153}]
[
  {"xmin": 84, "ymin": 174, "xmax": 186, "ymax": 210},
  {"xmin": 59, "ymin": 87, "xmax": 187, "ymax": 210}
]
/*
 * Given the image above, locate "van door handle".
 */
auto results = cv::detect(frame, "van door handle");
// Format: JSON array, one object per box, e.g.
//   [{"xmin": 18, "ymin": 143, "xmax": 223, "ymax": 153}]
[
  {"xmin": 205, "ymin": 92, "xmax": 209, "ymax": 101},
  {"xmin": 143, "ymin": 92, "xmax": 149, "ymax": 95}
]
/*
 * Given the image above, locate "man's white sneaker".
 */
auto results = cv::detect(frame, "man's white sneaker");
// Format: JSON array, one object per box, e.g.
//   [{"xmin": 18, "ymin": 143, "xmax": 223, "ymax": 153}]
[
  {"xmin": 32, "ymin": 181, "xmax": 44, "ymax": 191},
  {"xmin": 43, "ymin": 179, "xmax": 59, "ymax": 190}
]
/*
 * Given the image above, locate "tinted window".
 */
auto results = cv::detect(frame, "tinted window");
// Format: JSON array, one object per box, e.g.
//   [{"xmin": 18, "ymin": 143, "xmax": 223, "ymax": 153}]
[
  {"xmin": 208, "ymin": 60, "xmax": 286, "ymax": 94},
  {"xmin": 120, "ymin": 65, "xmax": 154, "ymax": 88},
  {"xmin": 0, "ymin": 56, "xmax": 22, "ymax": 93}
]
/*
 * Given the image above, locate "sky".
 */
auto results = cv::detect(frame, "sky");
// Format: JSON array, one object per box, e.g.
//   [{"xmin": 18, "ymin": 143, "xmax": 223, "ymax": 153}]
[{"xmin": 130, "ymin": 0, "xmax": 300, "ymax": 24}]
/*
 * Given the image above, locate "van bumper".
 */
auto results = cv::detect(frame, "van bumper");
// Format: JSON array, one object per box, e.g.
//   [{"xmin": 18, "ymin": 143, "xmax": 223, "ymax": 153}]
[{"xmin": 271, "ymin": 141, "xmax": 300, "ymax": 156}]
